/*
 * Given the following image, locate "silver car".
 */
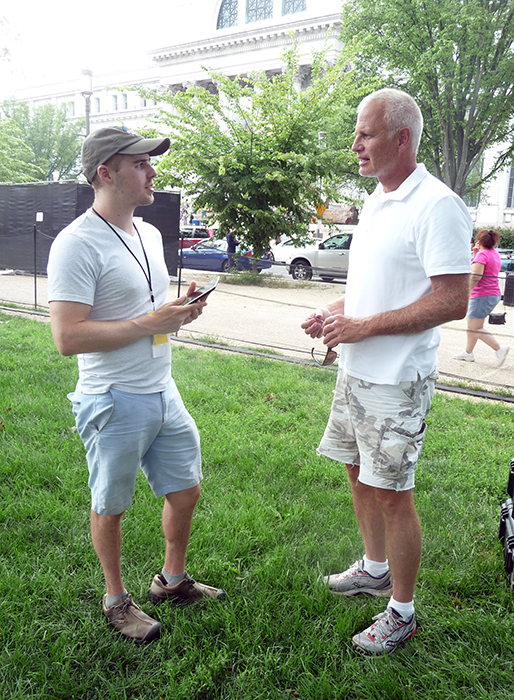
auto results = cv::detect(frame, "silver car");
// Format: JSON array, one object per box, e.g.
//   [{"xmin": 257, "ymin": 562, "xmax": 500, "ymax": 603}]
[{"xmin": 272, "ymin": 232, "xmax": 353, "ymax": 281}]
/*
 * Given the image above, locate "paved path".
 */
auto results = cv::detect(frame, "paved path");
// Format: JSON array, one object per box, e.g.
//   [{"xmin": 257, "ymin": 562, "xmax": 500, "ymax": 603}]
[{"xmin": 1, "ymin": 269, "xmax": 513, "ymax": 395}]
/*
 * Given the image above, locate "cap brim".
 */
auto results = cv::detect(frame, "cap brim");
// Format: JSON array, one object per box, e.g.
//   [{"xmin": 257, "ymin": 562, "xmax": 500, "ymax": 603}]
[{"xmin": 118, "ymin": 137, "xmax": 170, "ymax": 157}]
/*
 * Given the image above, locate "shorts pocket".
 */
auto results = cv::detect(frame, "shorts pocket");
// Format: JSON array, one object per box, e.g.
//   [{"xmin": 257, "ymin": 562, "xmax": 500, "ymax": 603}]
[
  {"xmin": 71, "ymin": 391, "xmax": 115, "ymax": 440},
  {"xmin": 372, "ymin": 420, "xmax": 427, "ymax": 487},
  {"xmin": 87, "ymin": 392, "xmax": 115, "ymax": 433}
]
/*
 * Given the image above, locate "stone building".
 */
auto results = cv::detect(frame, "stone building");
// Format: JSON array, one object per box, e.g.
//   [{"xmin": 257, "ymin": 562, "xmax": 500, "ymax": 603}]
[{"xmin": 4, "ymin": 0, "xmax": 513, "ymax": 229}]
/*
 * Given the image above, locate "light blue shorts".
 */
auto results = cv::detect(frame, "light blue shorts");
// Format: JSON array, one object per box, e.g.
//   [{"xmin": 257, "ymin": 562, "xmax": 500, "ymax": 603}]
[
  {"xmin": 317, "ymin": 371, "xmax": 436, "ymax": 491},
  {"xmin": 468, "ymin": 295, "xmax": 501, "ymax": 319},
  {"xmin": 69, "ymin": 382, "xmax": 202, "ymax": 516}
]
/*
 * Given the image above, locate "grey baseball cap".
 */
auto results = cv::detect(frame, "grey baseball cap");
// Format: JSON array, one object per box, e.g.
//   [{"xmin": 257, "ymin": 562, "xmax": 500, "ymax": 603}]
[{"xmin": 82, "ymin": 126, "xmax": 170, "ymax": 183}]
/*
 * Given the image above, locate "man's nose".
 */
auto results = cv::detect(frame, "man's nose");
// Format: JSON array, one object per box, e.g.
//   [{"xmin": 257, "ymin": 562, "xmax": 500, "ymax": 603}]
[{"xmin": 351, "ymin": 137, "xmax": 361, "ymax": 152}]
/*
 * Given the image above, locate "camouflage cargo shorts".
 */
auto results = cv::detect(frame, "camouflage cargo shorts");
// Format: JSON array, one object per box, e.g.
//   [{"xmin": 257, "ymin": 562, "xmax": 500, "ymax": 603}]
[{"xmin": 317, "ymin": 370, "xmax": 437, "ymax": 491}]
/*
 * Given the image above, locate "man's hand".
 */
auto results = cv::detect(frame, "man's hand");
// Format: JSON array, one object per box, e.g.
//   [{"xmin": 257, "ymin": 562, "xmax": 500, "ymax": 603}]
[
  {"xmin": 321, "ymin": 313, "xmax": 368, "ymax": 346},
  {"xmin": 301, "ymin": 299, "xmax": 346, "ymax": 341},
  {"xmin": 301, "ymin": 308, "xmax": 327, "ymax": 339},
  {"xmin": 145, "ymin": 282, "xmax": 207, "ymax": 333}
]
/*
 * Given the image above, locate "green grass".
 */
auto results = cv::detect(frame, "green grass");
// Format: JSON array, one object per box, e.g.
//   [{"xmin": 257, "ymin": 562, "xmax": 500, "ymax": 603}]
[
  {"xmin": 1, "ymin": 310, "xmax": 514, "ymax": 699},
  {"xmin": 220, "ymin": 271, "xmax": 311, "ymax": 289}
]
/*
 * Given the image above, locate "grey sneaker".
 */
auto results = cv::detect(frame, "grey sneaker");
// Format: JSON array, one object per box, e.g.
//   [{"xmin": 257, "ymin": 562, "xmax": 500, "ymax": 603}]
[
  {"xmin": 149, "ymin": 572, "xmax": 225, "ymax": 605},
  {"xmin": 325, "ymin": 560, "xmax": 393, "ymax": 597},
  {"xmin": 352, "ymin": 608, "xmax": 417, "ymax": 655},
  {"xmin": 103, "ymin": 593, "xmax": 162, "ymax": 644}
]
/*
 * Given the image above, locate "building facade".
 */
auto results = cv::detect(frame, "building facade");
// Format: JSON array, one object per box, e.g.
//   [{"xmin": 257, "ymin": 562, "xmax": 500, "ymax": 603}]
[{"xmin": 4, "ymin": 0, "xmax": 512, "ymax": 229}]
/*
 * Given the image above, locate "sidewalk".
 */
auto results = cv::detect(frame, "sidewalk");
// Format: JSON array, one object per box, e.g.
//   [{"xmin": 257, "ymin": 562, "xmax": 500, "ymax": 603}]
[{"xmin": 1, "ymin": 270, "xmax": 514, "ymax": 394}]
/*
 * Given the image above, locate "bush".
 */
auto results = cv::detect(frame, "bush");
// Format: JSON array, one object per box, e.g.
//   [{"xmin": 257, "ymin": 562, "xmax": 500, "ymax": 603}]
[{"xmin": 473, "ymin": 226, "xmax": 514, "ymax": 249}]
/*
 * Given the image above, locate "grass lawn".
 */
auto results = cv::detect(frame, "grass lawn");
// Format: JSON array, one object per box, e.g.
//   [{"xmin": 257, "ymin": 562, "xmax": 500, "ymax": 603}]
[{"xmin": 1, "ymin": 310, "xmax": 514, "ymax": 699}]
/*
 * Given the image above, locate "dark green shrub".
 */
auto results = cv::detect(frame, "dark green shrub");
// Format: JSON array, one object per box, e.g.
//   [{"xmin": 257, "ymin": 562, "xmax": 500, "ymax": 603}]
[{"xmin": 473, "ymin": 226, "xmax": 514, "ymax": 249}]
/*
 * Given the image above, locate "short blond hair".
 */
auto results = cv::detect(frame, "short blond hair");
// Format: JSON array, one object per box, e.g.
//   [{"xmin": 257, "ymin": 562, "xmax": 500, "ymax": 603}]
[{"xmin": 358, "ymin": 88, "xmax": 423, "ymax": 154}]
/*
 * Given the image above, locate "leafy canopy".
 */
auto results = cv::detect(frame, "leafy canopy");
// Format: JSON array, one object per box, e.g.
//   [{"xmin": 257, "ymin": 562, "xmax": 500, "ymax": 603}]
[
  {"xmin": 0, "ymin": 100, "xmax": 83, "ymax": 182},
  {"xmin": 142, "ymin": 42, "xmax": 375, "ymax": 257},
  {"xmin": 341, "ymin": 0, "xmax": 514, "ymax": 199},
  {"xmin": 0, "ymin": 119, "xmax": 44, "ymax": 183}
]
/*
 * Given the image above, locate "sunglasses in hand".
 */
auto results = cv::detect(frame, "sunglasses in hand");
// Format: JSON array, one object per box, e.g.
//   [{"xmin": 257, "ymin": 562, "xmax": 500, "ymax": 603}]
[{"xmin": 311, "ymin": 346, "xmax": 338, "ymax": 367}]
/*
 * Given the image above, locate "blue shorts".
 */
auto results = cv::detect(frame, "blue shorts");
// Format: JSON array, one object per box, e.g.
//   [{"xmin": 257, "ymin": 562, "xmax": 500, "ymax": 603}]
[
  {"xmin": 69, "ymin": 382, "xmax": 202, "ymax": 516},
  {"xmin": 468, "ymin": 295, "xmax": 501, "ymax": 319}
]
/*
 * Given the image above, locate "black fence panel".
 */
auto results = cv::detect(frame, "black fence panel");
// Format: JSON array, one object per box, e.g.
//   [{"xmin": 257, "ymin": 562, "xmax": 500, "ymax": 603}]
[{"xmin": 0, "ymin": 182, "xmax": 180, "ymax": 275}]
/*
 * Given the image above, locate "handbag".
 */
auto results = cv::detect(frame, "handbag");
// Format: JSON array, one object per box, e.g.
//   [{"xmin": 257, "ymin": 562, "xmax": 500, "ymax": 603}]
[{"xmin": 489, "ymin": 312, "xmax": 506, "ymax": 325}]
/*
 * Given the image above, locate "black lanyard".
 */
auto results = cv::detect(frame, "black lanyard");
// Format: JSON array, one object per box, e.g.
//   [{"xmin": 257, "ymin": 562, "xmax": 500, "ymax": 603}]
[{"xmin": 92, "ymin": 208, "xmax": 155, "ymax": 310}]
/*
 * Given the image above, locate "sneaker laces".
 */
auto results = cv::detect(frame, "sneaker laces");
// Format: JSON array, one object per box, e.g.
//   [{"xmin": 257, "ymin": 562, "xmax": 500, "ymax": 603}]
[
  {"xmin": 110, "ymin": 594, "xmax": 134, "ymax": 621},
  {"xmin": 342, "ymin": 561, "xmax": 362, "ymax": 578},
  {"xmin": 367, "ymin": 610, "xmax": 404, "ymax": 641}
]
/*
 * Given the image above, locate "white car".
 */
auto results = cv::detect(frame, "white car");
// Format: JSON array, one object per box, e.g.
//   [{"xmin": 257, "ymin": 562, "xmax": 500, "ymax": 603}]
[{"xmin": 272, "ymin": 232, "xmax": 353, "ymax": 281}]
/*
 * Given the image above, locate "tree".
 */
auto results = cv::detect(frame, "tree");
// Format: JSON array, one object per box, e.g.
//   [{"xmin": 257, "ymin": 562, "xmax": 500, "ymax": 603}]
[
  {"xmin": 0, "ymin": 119, "xmax": 44, "ymax": 183},
  {"xmin": 0, "ymin": 14, "xmax": 15, "ymax": 64},
  {"xmin": 341, "ymin": 0, "xmax": 514, "ymax": 199},
  {"xmin": 141, "ymin": 43, "xmax": 374, "ymax": 258},
  {"xmin": 0, "ymin": 100, "xmax": 84, "ymax": 181}
]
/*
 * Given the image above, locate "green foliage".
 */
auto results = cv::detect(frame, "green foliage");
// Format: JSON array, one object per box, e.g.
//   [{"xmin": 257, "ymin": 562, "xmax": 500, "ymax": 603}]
[
  {"xmin": 341, "ymin": 0, "xmax": 514, "ymax": 199},
  {"xmin": 0, "ymin": 15, "xmax": 14, "ymax": 64},
  {"xmin": 141, "ymin": 42, "xmax": 375, "ymax": 258},
  {"xmin": 0, "ymin": 99, "xmax": 84, "ymax": 182},
  {"xmin": 474, "ymin": 226, "xmax": 514, "ymax": 250},
  {"xmin": 0, "ymin": 119, "xmax": 44, "ymax": 183}
]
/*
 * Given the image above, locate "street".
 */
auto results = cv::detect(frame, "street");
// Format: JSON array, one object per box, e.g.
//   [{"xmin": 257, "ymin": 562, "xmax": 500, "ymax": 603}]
[{"xmin": 1, "ymin": 268, "xmax": 514, "ymax": 395}]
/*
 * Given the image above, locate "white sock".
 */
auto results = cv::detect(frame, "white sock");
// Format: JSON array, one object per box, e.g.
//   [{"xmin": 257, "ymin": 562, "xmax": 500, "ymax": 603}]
[
  {"xmin": 362, "ymin": 556, "xmax": 389, "ymax": 577},
  {"xmin": 388, "ymin": 597, "xmax": 415, "ymax": 621}
]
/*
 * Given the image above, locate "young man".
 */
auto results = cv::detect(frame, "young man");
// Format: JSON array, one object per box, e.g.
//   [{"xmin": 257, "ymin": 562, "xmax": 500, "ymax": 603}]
[
  {"xmin": 47, "ymin": 126, "xmax": 224, "ymax": 644},
  {"xmin": 302, "ymin": 89, "xmax": 471, "ymax": 655}
]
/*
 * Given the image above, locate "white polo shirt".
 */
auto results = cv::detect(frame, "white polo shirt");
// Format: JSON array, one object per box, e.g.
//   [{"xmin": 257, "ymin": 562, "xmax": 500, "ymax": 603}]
[{"xmin": 340, "ymin": 164, "xmax": 472, "ymax": 384}]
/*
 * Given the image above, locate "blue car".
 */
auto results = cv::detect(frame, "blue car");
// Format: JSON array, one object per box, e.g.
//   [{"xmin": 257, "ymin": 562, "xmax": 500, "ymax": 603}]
[{"xmin": 179, "ymin": 239, "xmax": 272, "ymax": 273}]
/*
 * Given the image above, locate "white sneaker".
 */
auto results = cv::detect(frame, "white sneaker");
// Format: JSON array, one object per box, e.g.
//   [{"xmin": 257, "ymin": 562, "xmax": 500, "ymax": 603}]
[
  {"xmin": 351, "ymin": 607, "xmax": 417, "ymax": 655},
  {"xmin": 453, "ymin": 350, "xmax": 474, "ymax": 362},
  {"xmin": 496, "ymin": 346, "xmax": 509, "ymax": 367},
  {"xmin": 324, "ymin": 560, "xmax": 393, "ymax": 597}
]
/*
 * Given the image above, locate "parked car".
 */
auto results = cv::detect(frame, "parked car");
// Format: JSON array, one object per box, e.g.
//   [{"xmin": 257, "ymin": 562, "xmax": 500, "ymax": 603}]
[
  {"xmin": 500, "ymin": 249, "xmax": 514, "ymax": 272},
  {"xmin": 272, "ymin": 232, "xmax": 353, "ymax": 281},
  {"xmin": 179, "ymin": 226, "xmax": 215, "ymax": 249},
  {"xmin": 179, "ymin": 239, "xmax": 273, "ymax": 273}
]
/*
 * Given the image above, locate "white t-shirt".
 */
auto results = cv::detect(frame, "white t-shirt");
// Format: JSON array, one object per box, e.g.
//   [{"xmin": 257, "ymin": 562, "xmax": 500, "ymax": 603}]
[
  {"xmin": 340, "ymin": 164, "xmax": 472, "ymax": 384},
  {"xmin": 47, "ymin": 209, "xmax": 172, "ymax": 394}
]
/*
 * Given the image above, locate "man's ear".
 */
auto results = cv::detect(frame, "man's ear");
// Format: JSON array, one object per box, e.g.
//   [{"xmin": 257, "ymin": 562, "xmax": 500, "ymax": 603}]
[
  {"xmin": 96, "ymin": 164, "xmax": 113, "ymax": 185},
  {"xmin": 397, "ymin": 127, "xmax": 412, "ymax": 152}
]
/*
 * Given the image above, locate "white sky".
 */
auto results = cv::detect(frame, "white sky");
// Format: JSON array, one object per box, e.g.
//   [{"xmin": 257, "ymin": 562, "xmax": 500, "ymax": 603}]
[{"xmin": 0, "ymin": 1, "xmax": 174, "ymax": 97}]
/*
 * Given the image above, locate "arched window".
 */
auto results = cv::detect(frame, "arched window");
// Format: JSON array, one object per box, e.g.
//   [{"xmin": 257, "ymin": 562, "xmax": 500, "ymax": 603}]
[
  {"xmin": 246, "ymin": 0, "xmax": 273, "ymax": 23},
  {"xmin": 217, "ymin": 0, "xmax": 238, "ymax": 29},
  {"xmin": 282, "ymin": 0, "xmax": 306, "ymax": 14}
]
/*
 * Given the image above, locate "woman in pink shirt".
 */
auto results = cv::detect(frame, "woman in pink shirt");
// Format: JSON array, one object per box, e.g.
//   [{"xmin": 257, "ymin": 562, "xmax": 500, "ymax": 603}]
[{"xmin": 454, "ymin": 228, "xmax": 509, "ymax": 366}]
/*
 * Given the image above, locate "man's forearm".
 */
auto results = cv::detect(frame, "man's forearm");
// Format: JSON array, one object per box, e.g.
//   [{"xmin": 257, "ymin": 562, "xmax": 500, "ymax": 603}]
[
  {"xmin": 51, "ymin": 315, "xmax": 156, "ymax": 356},
  {"xmin": 50, "ymin": 297, "xmax": 203, "ymax": 356},
  {"xmin": 322, "ymin": 274, "xmax": 470, "ymax": 346},
  {"xmin": 361, "ymin": 289, "xmax": 466, "ymax": 337}
]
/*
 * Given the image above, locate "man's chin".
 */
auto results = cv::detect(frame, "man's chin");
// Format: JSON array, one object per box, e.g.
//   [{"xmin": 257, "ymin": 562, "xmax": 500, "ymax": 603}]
[{"xmin": 140, "ymin": 193, "xmax": 155, "ymax": 206}]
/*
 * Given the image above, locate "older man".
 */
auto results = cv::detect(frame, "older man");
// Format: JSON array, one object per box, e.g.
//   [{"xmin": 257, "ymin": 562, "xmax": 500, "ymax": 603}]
[{"xmin": 302, "ymin": 89, "xmax": 471, "ymax": 654}]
